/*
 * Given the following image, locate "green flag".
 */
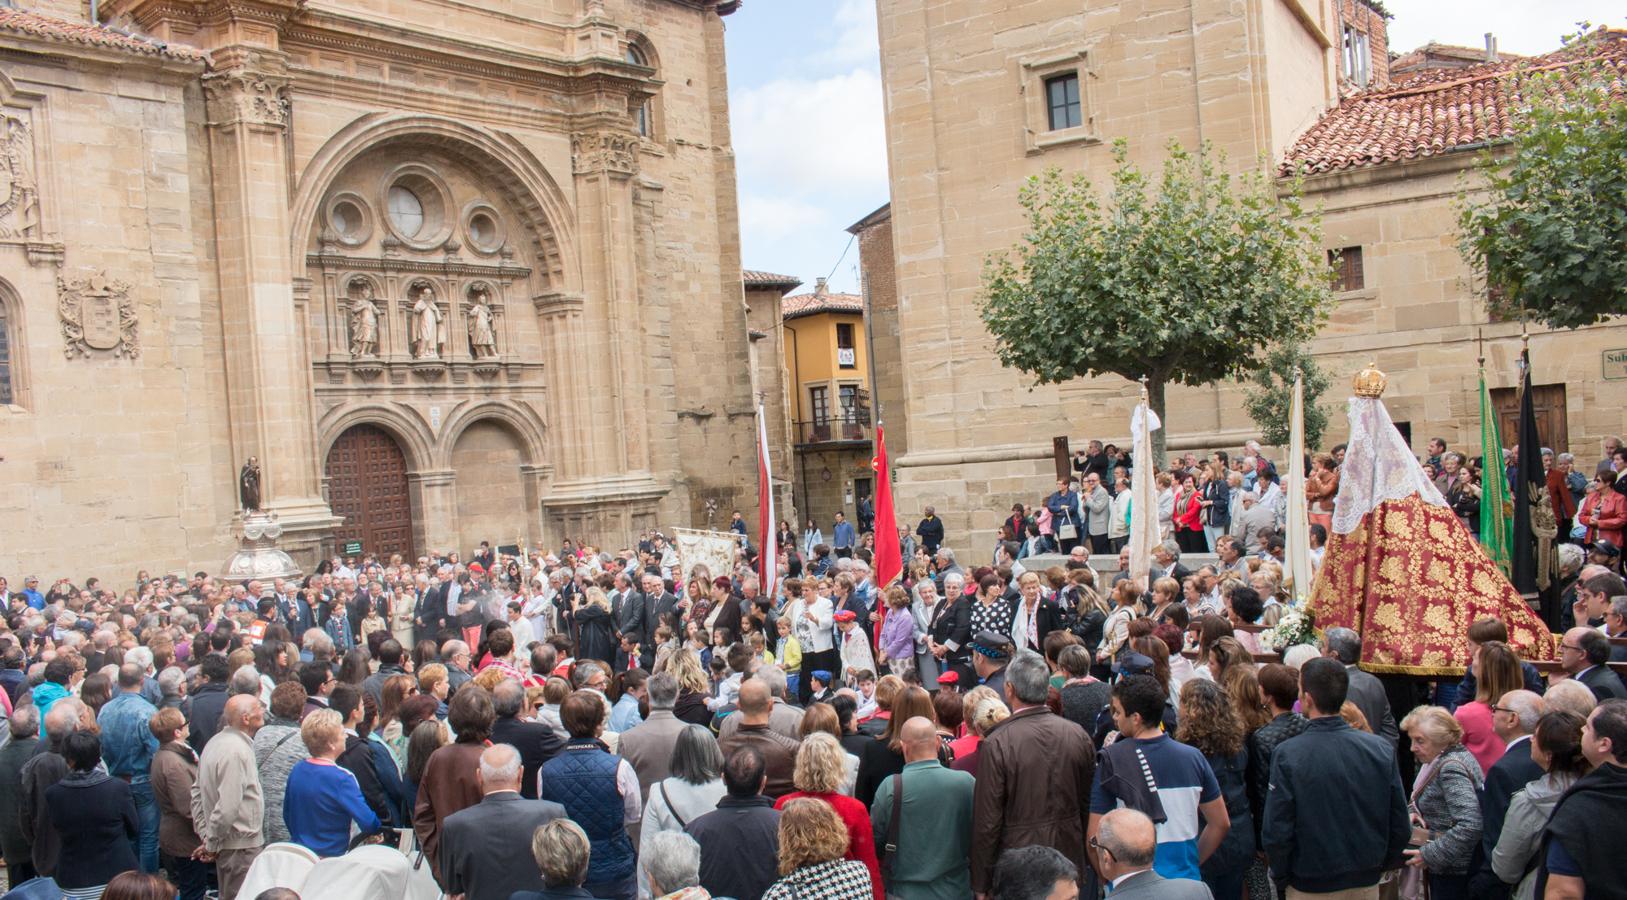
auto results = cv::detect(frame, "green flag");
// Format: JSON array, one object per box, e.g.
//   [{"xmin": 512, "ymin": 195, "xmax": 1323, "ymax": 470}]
[{"xmin": 1479, "ymin": 369, "xmax": 1513, "ymax": 576}]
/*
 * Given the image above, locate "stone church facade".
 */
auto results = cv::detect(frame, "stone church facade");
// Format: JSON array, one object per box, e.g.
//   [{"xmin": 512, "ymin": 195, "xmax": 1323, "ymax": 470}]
[
  {"xmin": 867, "ymin": 0, "xmax": 1627, "ymax": 548},
  {"xmin": 0, "ymin": 0, "xmax": 758, "ymax": 581}
]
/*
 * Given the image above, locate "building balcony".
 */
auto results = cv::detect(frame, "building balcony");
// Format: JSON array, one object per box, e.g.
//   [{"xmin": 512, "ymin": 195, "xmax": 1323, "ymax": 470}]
[{"xmin": 794, "ymin": 418, "xmax": 872, "ymax": 447}]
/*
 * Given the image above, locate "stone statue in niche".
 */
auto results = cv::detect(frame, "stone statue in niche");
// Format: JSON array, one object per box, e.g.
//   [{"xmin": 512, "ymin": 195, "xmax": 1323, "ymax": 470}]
[
  {"xmin": 467, "ymin": 285, "xmax": 497, "ymax": 359},
  {"xmin": 409, "ymin": 282, "xmax": 444, "ymax": 359},
  {"xmin": 348, "ymin": 280, "xmax": 379, "ymax": 357}
]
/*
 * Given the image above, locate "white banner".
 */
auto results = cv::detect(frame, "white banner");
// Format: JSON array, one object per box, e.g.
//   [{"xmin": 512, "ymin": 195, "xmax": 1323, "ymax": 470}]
[
  {"xmin": 672, "ymin": 527, "xmax": 743, "ymax": 585},
  {"xmin": 1128, "ymin": 401, "xmax": 1162, "ymax": 589},
  {"xmin": 1285, "ymin": 375, "xmax": 1315, "ymax": 602}
]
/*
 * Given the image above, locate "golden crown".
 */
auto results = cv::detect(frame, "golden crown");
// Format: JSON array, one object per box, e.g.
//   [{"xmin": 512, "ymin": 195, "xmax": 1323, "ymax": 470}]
[{"xmin": 1352, "ymin": 361, "xmax": 1387, "ymax": 398}]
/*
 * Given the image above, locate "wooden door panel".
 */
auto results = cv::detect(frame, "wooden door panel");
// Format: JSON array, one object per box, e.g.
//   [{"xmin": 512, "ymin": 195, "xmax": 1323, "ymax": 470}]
[
  {"xmin": 1489, "ymin": 383, "xmax": 1568, "ymax": 456},
  {"xmin": 325, "ymin": 425, "xmax": 414, "ymax": 560}
]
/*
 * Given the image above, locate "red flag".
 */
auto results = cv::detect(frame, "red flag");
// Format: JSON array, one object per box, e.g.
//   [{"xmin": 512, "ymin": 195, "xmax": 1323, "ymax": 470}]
[
  {"xmin": 756, "ymin": 406, "xmax": 777, "ymax": 600},
  {"xmin": 872, "ymin": 424, "xmax": 902, "ymax": 588}
]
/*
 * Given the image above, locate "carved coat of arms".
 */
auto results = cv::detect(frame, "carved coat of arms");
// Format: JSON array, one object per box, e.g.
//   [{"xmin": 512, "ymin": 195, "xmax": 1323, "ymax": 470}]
[{"xmin": 59, "ymin": 271, "xmax": 139, "ymax": 358}]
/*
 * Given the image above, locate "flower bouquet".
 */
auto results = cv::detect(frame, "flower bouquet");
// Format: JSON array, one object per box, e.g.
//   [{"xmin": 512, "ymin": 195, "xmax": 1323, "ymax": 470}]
[{"xmin": 1262, "ymin": 606, "xmax": 1317, "ymax": 653}]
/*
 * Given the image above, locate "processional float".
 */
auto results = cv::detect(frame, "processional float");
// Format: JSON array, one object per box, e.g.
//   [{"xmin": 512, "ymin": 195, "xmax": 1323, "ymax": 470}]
[{"xmin": 1305, "ymin": 364, "xmax": 1554, "ymax": 675}]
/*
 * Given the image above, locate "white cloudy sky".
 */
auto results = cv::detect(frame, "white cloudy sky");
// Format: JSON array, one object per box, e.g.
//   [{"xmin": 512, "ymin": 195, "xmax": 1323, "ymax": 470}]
[{"xmin": 723, "ymin": 1, "xmax": 1626, "ymax": 295}]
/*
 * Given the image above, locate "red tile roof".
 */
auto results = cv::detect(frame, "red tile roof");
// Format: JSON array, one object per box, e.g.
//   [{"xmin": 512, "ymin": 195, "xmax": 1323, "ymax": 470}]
[
  {"xmin": 1390, "ymin": 42, "xmax": 1526, "ymax": 77},
  {"xmin": 1280, "ymin": 31, "xmax": 1627, "ymax": 176},
  {"xmin": 782, "ymin": 289, "xmax": 863, "ymax": 320},
  {"xmin": 743, "ymin": 269, "xmax": 802, "ymax": 289},
  {"xmin": 0, "ymin": 7, "xmax": 205, "ymax": 61}
]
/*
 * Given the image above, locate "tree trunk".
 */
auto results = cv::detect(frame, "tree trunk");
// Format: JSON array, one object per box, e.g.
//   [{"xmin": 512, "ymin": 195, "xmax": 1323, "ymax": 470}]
[{"xmin": 1148, "ymin": 375, "xmax": 1167, "ymax": 469}]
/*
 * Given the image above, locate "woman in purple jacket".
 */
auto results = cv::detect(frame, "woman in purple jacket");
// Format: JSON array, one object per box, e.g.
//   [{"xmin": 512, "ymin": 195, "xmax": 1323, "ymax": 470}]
[{"xmin": 876, "ymin": 586, "xmax": 917, "ymax": 679}]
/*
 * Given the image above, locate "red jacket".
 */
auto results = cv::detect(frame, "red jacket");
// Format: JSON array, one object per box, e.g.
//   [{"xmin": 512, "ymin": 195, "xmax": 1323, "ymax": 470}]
[
  {"xmin": 1579, "ymin": 488, "xmax": 1626, "ymax": 547},
  {"xmin": 1547, "ymin": 469, "xmax": 1578, "ymax": 522},
  {"xmin": 1171, "ymin": 489, "xmax": 1203, "ymax": 531},
  {"xmin": 775, "ymin": 790, "xmax": 883, "ymax": 900}
]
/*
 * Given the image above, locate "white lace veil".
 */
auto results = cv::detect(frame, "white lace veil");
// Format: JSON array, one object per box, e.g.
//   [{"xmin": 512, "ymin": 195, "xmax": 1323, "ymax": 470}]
[{"xmin": 1330, "ymin": 396, "xmax": 1448, "ymax": 534}]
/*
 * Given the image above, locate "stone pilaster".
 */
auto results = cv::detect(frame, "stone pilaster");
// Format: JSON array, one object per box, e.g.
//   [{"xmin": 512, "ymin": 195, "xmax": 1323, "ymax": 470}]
[
  {"xmin": 408, "ymin": 470, "xmax": 458, "ymax": 554},
  {"xmin": 569, "ymin": 128, "xmax": 651, "ymax": 476},
  {"xmin": 204, "ymin": 55, "xmax": 339, "ymax": 552}
]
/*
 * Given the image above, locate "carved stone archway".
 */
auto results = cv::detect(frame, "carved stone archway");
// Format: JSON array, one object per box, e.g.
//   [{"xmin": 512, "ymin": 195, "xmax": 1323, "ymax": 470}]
[{"xmin": 288, "ymin": 113, "xmax": 580, "ymax": 292}]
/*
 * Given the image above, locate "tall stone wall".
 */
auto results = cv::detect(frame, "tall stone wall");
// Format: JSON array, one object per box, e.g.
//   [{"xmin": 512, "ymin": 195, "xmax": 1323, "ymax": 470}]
[
  {"xmin": 853, "ymin": 209, "xmax": 906, "ymax": 459},
  {"xmin": 0, "ymin": 0, "xmax": 757, "ymax": 578},
  {"xmin": 0, "ymin": 46, "xmax": 236, "ymax": 585}
]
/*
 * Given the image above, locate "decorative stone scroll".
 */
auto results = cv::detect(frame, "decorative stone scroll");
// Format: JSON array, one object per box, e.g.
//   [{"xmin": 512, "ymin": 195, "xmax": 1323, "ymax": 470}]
[
  {"xmin": 201, "ymin": 68, "xmax": 291, "ymax": 128},
  {"xmin": 58, "ymin": 271, "xmax": 139, "ymax": 359},
  {"xmin": 571, "ymin": 130, "xmax": 639, "ymax": 176}
]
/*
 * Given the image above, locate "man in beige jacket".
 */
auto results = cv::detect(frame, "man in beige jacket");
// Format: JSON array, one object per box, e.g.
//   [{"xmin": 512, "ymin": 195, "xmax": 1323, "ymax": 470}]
[{"xmin": 192, "ymin": 694, "xmax": 265, "ymax": 900}]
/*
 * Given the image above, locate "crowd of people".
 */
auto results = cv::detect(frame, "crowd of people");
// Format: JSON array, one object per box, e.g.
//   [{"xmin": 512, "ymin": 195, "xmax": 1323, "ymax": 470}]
[{"xmin": 0, "ymin": 434, "xmax": 1624, "ymax": 900}]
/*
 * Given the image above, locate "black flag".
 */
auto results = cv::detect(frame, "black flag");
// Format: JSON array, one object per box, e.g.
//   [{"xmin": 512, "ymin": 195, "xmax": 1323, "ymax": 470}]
[{"xmin": 1510, "ymin": 351, "xmax": 1545, "ymax": 595}]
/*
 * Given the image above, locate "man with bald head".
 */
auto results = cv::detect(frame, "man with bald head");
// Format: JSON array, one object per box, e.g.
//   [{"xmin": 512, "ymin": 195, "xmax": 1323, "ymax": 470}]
[
  {"xmin": 192, "ymin": 694, "xmax": 265, "ymax": 900},
  {"xmin": 440, "ymin": 743, "xmax": 567, "ymax": 900},
  {"xmin": 871, "ymin": 717, "xmax": 976, "ymax": 900},
  {"xmin": 1087, "ymin": 808, "xmax": 1212, "ymax": 898},
  {"xmin": 717, "ymin": 678, "xmax": 800, "ymax": 799}
]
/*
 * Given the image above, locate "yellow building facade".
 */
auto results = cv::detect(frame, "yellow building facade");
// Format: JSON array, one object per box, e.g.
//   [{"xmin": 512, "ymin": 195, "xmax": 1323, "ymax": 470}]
[{"xmin": 780, "ymin": 278, "xmax": 874, "ymax": 533}]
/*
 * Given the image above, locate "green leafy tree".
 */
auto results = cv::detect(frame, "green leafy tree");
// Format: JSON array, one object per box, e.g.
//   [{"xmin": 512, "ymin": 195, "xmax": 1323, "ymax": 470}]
[
  {"xmin": 1456, "ymin": 29, "xmax": 1627, "ymax": 329},
  {"xmin": 1243, "ymin": 346, "xmax": 1330, "ymax": 448},
  {"xmin": 980, "ymin": 140, "xmax": 1333, "ymax": 461}
]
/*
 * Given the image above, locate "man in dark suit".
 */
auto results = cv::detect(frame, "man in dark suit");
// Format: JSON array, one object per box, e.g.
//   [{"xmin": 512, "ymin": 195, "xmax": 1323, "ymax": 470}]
[
  {"xmin": 1153, "ymin": 541, "xmax": 1192, "ymax": 585},
  {"xmin": 416, "ymin": 571, "xmax": 450, "ymax": 644},
  {"xmin": 1564, "ymin": 628, "xmax": 1627, "ymax": 701},
  {"xmin": 639, "ymin": 572, "xmax": 680, "ymax": 639},
  {"xmin": 275, "ymin": 579, "xmax": 313, "ymax": 644},
  {"xmin": 1473, "ymin": 689, "xmax": 1546, "ymax": 895},
  {"xmin": 1074, "ymin": 808, "xmax": 1213, "ymax": 900},
  {"xmin": 1324, "ymin": 628, "xmax": 1401, "ymax": 748},
  {"xmin": 440, "ymin": 743, "xmax": 566, "ymax": 900},
  {"xmin": 611, "ymin": 572, "xmax": 644, "ymax": 670},
  {"xmin": 489, "ymin": 679, "xmax": 563, "ymax": 800}
]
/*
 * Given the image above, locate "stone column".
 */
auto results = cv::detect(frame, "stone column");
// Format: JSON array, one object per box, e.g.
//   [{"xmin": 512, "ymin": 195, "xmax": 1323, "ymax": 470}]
[{"xmin": 203, "ymin": 54, "xmax": 338, "ymax": 554}]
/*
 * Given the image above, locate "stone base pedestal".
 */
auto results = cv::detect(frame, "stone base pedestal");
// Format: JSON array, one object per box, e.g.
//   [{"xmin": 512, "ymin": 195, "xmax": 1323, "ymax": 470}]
[{"xmin": 224, "ymin": 512, "xmax": 305, "ymax": 582}]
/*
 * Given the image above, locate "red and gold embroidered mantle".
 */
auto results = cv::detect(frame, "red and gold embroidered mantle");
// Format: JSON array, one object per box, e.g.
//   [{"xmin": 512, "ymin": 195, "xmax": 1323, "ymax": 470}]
[{"xmin": 1308, "ymin": 494, "xmax": 1555, "ymax": 675}]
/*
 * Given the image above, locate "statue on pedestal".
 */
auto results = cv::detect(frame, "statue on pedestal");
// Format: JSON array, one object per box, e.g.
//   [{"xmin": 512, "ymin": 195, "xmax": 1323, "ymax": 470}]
[
  {"xmin": 468, "ymin": 286, "xmax": 497, "ymax": 359},
  {"xmin": 349, "ymin": 283, "xmax": 379, "ymax": 357},
  {"xmin": 410, "ymin": 284, "xmax": 443, "ymax": 360},
  {"xmin": 239, "ymin": 456, "xmax": 262, "ymax": 513}
]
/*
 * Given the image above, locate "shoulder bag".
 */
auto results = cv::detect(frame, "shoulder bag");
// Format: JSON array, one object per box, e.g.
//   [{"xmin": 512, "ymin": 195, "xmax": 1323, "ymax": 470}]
[
  {"xmin": 658, "ymin": 781, "xmax": 689, "ymax": 830},
  {"xmin": 878, "ymin": 769, "xmax": 905, "ymax": 900}
]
